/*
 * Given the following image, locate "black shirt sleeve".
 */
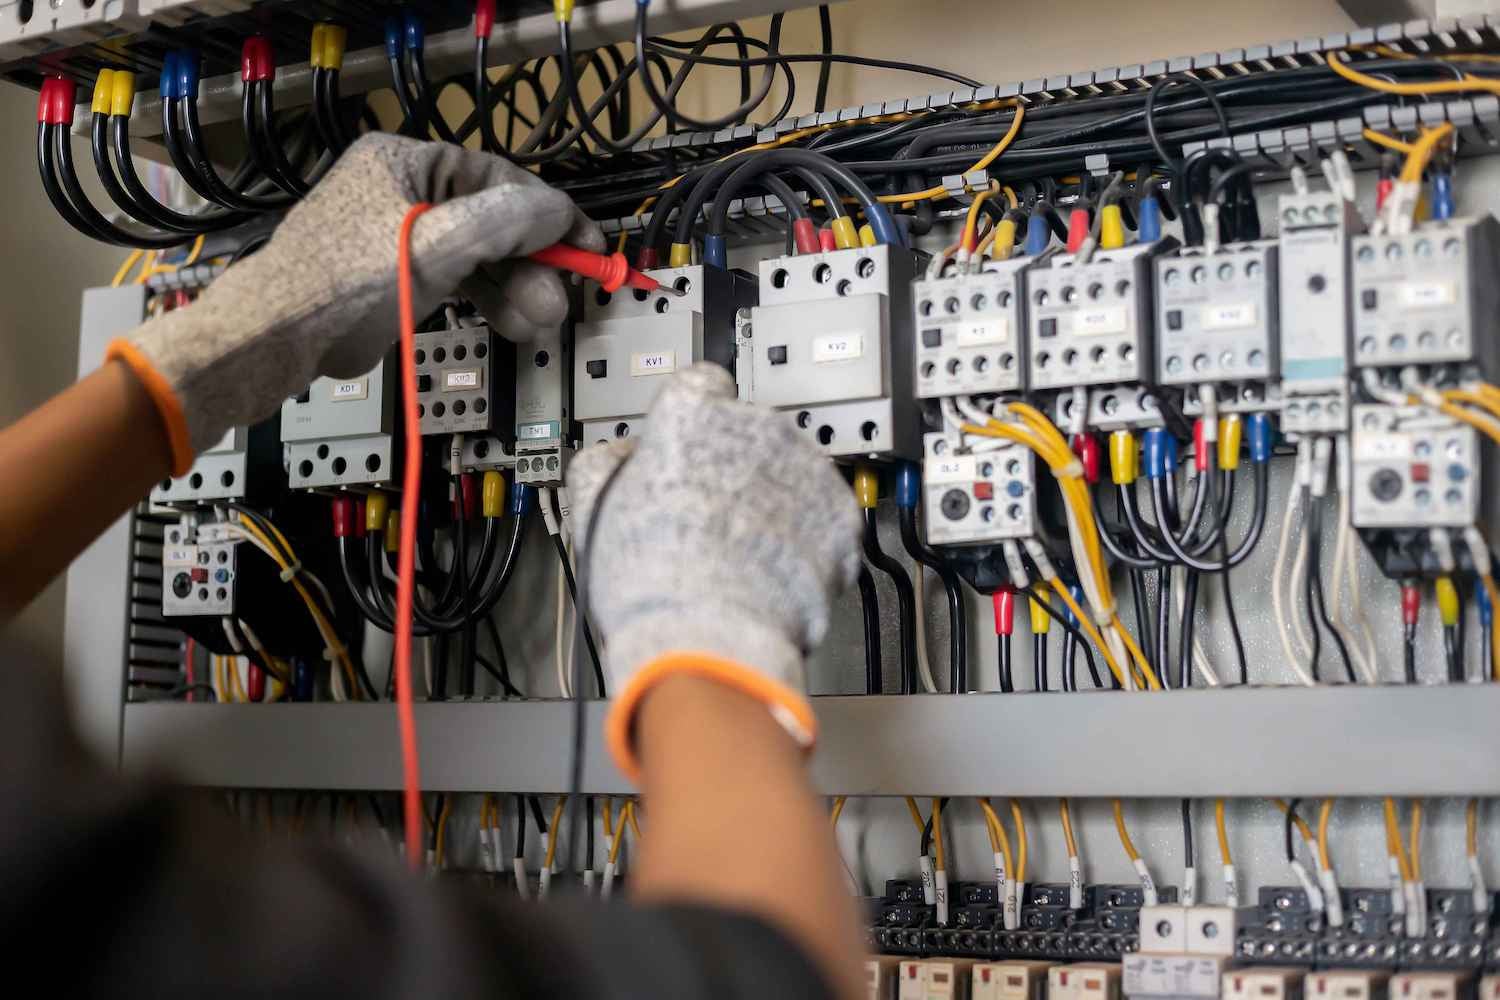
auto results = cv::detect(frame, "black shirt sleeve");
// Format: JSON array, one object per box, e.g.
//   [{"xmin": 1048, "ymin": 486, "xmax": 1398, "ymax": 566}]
[{"xmin": 0, "ymin": 653, "xmax": 832, "ymax": 999}]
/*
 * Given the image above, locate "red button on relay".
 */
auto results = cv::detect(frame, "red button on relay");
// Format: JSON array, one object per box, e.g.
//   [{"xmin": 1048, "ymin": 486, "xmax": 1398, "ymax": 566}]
[
  {"xmin": 1410, "ymin": 462, "xmax": 1430, "ymax": 483},
  {"xmin": 190, "ymin": 567, "xmax": 209, "ymax": 583},
  {"xmin": 973, "ymin": 482, "xmax": 995, "ymax": 500}
]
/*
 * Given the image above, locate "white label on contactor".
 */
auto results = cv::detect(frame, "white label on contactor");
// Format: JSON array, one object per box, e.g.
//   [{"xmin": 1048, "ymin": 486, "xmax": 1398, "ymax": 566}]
[
  {"xmin": 927, "ymin": 455, "xmax": 978, "ymax": 485},
  {"xmin": 163, "ymin": 547, "xmax": 194, "ymax": 566},
  {"xmin": 813, "ymin": 332, "xmax": 864, "ymax": 363},
  {"xmin": 1201, "ymin": 302, "xmax": 1257, "ymax": 330},
  {"xmin": 444, "ymin": 370, "xmax": 481, "ymax": 390},
  {"xmin": 630, "ymin": 351, "xmax": 677, "ymax": 376},
  {"xmin": 956, "ymin": 318, "xmax": 1010, "ymax": 347},
  {"xmin": 1074, "ymin": 306, "xmax": 1128, "ymax": 335},
  {"xmin": 330, "ymin": 379, "xmax": 368, "ymax": 401},
  {"xmin": 1400, "ymin": 281, "xmax": 1457, "ymax": 308}
]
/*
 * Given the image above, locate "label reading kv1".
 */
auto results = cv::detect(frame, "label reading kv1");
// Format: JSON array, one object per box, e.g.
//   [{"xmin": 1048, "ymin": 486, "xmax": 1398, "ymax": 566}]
[
  {"xmin": 330, "ymin": 379, "xmax": 368, "ymax": 401},
  {"xmin": 631, "ymin": 351, "xmax": 677, "ymax": 377},
  {"xmin": 813, "ymin": 332, "xmax": 864, "ymax": 363}
]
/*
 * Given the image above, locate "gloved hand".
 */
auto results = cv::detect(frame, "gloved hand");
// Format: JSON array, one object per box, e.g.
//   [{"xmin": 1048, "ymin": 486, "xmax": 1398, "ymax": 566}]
[
  {"xmin": 107, "ymin": 132, "xmax": 602, "ymax": 475},
  {"xmin": 566, "ymin": 363, "xmax": 861, "ymax": 782}
]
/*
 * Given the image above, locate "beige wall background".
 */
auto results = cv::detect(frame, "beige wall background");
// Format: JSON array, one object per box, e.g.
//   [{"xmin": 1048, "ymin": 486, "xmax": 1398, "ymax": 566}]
[{"xmin": 1, "ymin": 0, "xmax": 1358, "ymax": 658}]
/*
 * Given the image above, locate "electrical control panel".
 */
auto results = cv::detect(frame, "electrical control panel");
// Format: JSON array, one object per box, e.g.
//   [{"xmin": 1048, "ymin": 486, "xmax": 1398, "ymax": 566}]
[
  {"xmin": 161, "ymin": 516, "xmax": 238, "ymax": 618},
  {"xmin": 575, "ymin": 264, "xmax": 755, "ymax": 444},
  {"xmin": 1025, "ymin": 241, "xmax": 1174, "ymax": 392},
  {"xmin": 508, "ymin": 331, "xmax": 571, "ymax": 487},
  {"xmin": 913, "ymin": 258, "xmax": 1033, "ymax": 399},
  {"xmin": 1277, "ymin": 190, "xmax": 1363, "ymax": 435},
  {"xmin": 1349, "ymin": 405, "xmax": 1479, "ymax": 530},
  {"xmin": 751, "ymin": 244, "xmax": 921, "ymax": 460},
  {"xmin": 1350, "ymin": 217, "xmax": 1500, "ymax": 372},
  {"xmin": 414, "ymin": 325, "xmax": 513, "ymax": 438},
  {"xmin": 150, "ymin": 420, "xmax": 280, "ymax": 506},
  {"xmin": 922, "ymin": 431, "xmax": 1037, "ymax": 545},
  {"xmin": 1155, "ymin": 240, "xmax": 1279, "ymax": 387},
  {"xmin": 281, "ymin": 355, "xmax": 397, "ymax": 491}
]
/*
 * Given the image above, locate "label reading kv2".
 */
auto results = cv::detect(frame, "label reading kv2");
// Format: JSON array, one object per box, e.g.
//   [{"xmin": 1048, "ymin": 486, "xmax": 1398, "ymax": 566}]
[{"xmin": 813, "ymin": 332, "xmax": 864, "ymax": 363}]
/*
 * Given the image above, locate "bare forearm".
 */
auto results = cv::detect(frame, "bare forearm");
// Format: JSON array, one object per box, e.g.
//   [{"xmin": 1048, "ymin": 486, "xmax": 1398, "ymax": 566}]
[
  {"xmin": 0, "ymin": 362, "xmax": 171, "ymax": 621},
  {"xmin": 632, "ymin": 675, "xmax": 863, "ymax": 1000}
]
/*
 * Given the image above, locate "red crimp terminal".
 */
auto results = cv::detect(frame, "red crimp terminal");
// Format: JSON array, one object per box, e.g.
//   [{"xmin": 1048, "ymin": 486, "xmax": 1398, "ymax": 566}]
[
  {"xmin": 1065, "ymin": 208, "xmax": 1090, "ymax": 253},
  {"xmin": 36, "ymin": 77, "xmax": 55, "ymax": 123},
  {"xmin": 247, "ymin": 663, "xmax": 265, "ymax": 702},
  {"xmin": 1070, "ymin": 433, "xmax": 1100, "ymax": 485},
  {"xmin": 792, "ymin": 217, "xmax": 820, "ymax": 255},
  {"xmin": 1192, "ymin": 418, "xmax": 1208, "ymax": 473},
  {"xmin": 817, "ymin": 227, "xmax": 838, "ymax": 253},
  {"xmin": 1401, "ymin": 584, "xmax": 1421, "ymax": 626},
  {"xmin": 45, "ymin": 77, "xmax": 77, "ymax": 125},
  {"xmin": 1375, "ymin": 177, "xmax": 1393, "ymax": 212},
  {"xmin": 331, "ymin": 495, "xmax": 354, "ymax": 538},
  {"xmin": 353, "ymin": 498, "xmax": 368, "ymax": 539},
  {"xmin": 993, "ymin": 588, "xmax": 1016, "ymax": 636},
  {"xmin": 475, "ymin": 0, "xmax": 496, "ymax": 37},
  {"xmin": 459, "ymin": 473, "xmax": 479, "ymax": 520},
  {"xmin": 241, "ymin": 37, "xmax": 275, "ymax": 82},
  {"xmin": 634, "ymin": 245, "xmax": 661, "ymax": 271}
]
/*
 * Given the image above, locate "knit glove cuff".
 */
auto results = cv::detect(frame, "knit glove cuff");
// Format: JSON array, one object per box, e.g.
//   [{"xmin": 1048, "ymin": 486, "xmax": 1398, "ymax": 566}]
[{"xmin": 603, "ymin": 608, "xmax": 816, "ymax": 784}]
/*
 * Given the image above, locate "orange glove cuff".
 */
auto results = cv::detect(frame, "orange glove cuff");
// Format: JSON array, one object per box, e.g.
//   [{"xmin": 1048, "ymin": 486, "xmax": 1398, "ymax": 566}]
[{"xmin": 105, "ymin": 339, "xmax": 194, "ymax": 477}]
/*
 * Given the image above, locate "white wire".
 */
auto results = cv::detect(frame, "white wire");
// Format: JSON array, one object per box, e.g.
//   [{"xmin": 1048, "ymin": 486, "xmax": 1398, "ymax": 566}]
[
  {"xmin": 1328, "ymin": 489, "xmax": 1379, "ymax": 684},
  {"xmin": 912, "ymin": 563, "xmax": 940, "ymax": 693},
  {"xmin": 1169, "ymin": 565, "xmax": 1221, "ymax": 687},
  {"xmin": 1271, "ymin": 474, "xmax": 1318, "ymax": 686}
]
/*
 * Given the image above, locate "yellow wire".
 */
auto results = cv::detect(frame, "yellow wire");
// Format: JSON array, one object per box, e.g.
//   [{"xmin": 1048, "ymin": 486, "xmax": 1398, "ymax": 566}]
[
  {"xmin": 1215, "ymin": 799, "xmax": 1232, "ymax": 867},
  {"xmin": 480, "ymin": 794, "xmax": 493, "ymax": 832},
  {"xmin": 1398, "ymin": 124, "xmax": 1455, "ymax": 184},
  {"xmin": 1316, "ymin": 799, "xmax": 1335, "ymax": 872},
  {"xmin": 544, "ymin": 796, "xmax": 567, "ymax": 871},
  {"xmin": 1329, "ymin": 50, "xmax": 1500, "ymax": 100},
  {"xmin": 979, "ymin": 799, "xmax": 1015, "ymax": 878},
  {"xmin": 830, "ymin": 796, "xmax": 847, "ymax": 827},
  {"xmin": 905, "ymin": 797, "xmax": 927, "ymax": 835},
  {"xmin": 1384, "ymin": 798, "xmax": 1415, "ymax": 882},
  {"xmin": 1272, "ymin": 798, "xmax": 1318, "ymax": 846},
  {"xmin": 1059, "ymin": 799, "xmax": 1079, "ymax": 858},
  {"xmin": 434, "ymin": 795, "xmax": 453, "ymax": 866},
  {"xmin": 1409, "ymin": 800, "xmax": 1424, "ymax": 881},
  {"xmin": 1009, "ymin": 799, "xmax": 1028, "ymax": 882},
  {"xmin": 603, "ymin": 799, "xmax": 614, "ymax": 839},
  {"xmin": 626, "ymin": 799, "xmax": 643, "ymax": 839},
  {"xmin": 1001, "ymin": 185, "xmax": 1018, "ymax": 209},
  {"xmin": 111, "ymin": 249, "xmax": 145, "ymax": 288},
  {"xmin": 1362, "ymin": 128, "xmax": 1417, "ymax": 155},
  {"xmin": 876, "ymin": 104, "xmax": 1024, "ymax": 205},
  {"xmin": 608, "ymin": 801, "xmax": 634, "ymax": 865},
  {"xmin": 931, "ymin": 798, "xmax": 946, "ymax": 870},
  {"xmin": 618, "ymin": 196, "xmax": 658, "ymax": 254},
  {"xmin": 229, "ymin": 656, "xmax": 247, "ymax": 702},
  {"xmin": 1112, "ymin": 799, "xmax": 1141, "ymax": 862},
  {"xmin": 962, "ymin": 183, "xmax": 1001, "ymax": 250},
  {"xmin": 1467, "ymin": 798, "xmax": 1480, "ymax": 858},
  {"xmin": 182, "ymin": 233, "xmax": 206, "ymax": 267}
]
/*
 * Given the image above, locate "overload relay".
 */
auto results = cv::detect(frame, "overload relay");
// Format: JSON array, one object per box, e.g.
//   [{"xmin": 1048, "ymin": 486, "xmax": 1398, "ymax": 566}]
[
  {"xmin": 574, "ymin": 264, "xmax": 754, "ymax": 443},
  {"xmin": 913, "ymin": 257, "xmax": 1035, "ymax": 399},
  {"xmin": 1154, "ymin": 241, "xmax": 1279, "ymax": 388},
  {"xmin": 281, "ymin": 355, "xmax": 397, "ymax": 490},
  {"xmin": 1350, "ymin": 217, "xmax": 1500, "ymax": 372},
  {"xmin": 922, "ymin": 431, "xmax": 1037, "ymax": 546},
  {"xmin": 1026, "ymin": 240, "xmax": 1175, "ymax": 392},
  {"xmin": 751, "ymin": 244, "xmax": 921, "ymax": 460},
  {"xmin": 162, "ymin": 516, "xmax": 239, "ymax": 618},
  {"xmin": 1350, "ymin": 404, "xmax": 1480, "ymax": 530}
]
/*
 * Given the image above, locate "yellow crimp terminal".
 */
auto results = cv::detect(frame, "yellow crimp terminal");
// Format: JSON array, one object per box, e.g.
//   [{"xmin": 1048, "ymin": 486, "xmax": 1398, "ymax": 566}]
[
  {"xmin": 1218, "ymin": 415, "xmax": 1243, "ymax": 472},
  {"xmin": 990, "ymin": 218, "xmax": 1017, "ymax": 260},
  {"xmin": 309, "ymin": 23, "xmax": 327, "ymax": 68},
  {"xmin": 668, "ymin": 242, "xmax": 693, "ymax": 268},
  {"xmin": 1029, "ymin": 596, "xmax": 1051, "ymax": 634},
  {"xmin": 858, "ymin": 223, "xmax": 878, "ymax": 248},
  {"xmin": 365, "ymin": 491, "xmax": 389, "ymax": 534},
  {"xmin": 1436, "ymin": 576, "xmax": 1461, "ymax": 627},
  {"xmin": 322, "ymin": 24, "xmax": 348, "ymax": 70},
  {"xmin": 1109, "ymin": 429, "xmax": 1137, "ymax": 485},
  {"xmin": 384, "ymin": 510, "xmax": 401, "ymax": 553},
  {"xmin": 482, "ymin": 470, "xmax": 506, "ymax": 518},
  {"xmin": 91, "ymin": 69, "xmax": 115, "ymax": 115},
  {"xmin": 853, "ymin": 465, "xmax": 879, "ymax": 509},
  {"xmin": 1098, "ymin": 204, "xmax": 1126, "ymax": 250},
  {"xmin": 109, "ymin": 70, "xmax": 136, "ymax": 117},
  {"xmin": 830, "ymin": 216, "xmax": 859, "ymax": 250},
  {"xmin": 553, "ymin": 0, "xmax": 576, "ymax": 22}
]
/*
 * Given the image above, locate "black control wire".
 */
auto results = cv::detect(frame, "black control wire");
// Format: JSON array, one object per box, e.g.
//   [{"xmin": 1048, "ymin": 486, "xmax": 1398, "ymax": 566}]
[
  {"xmin": 898, "ymin": 505, "xmax": 968, "ymax": 693},
  {"xmin": 863, "ymin": 509, "xmax": 917, "ymax": 695},
  {"xmin": 857, "ymin": 564, "xmax": 884, "ymax": 694}
]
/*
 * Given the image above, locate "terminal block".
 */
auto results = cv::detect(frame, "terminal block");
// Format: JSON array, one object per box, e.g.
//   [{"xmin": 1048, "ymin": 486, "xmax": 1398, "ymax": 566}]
[
  {"xmin": 151, "ymin": 420, "xmax": 279, "ymax": 507},
  {"xmin": 575, "ymin": 264, "xmax": 754, "ymax": 443},
  {"xmin": 161, "ymin": 516, "xmax": 238, "ymax": 618},
  {"xmin": 913, "ymin": 257, "xmax": 1034, "ymax": 398},
  {"xmin": 413, "ymin": 325, "xmax": 514, "ymax": 439},
  {"xmin": 1350, "ymin": 217, "xmax": 1500, "ymax": 372},
  {"xmin": 281, "ymin": 354, "xmax": 397, "ymax": 490},
  {"xmin": 1350, "ymin": 405, "xmax": 1479, "ymax": 530},
  {"xmin": 1155, "ymin": 240, "xmax": 1279, "ymax": 387},
  {"xmin": 1277, "ymin": 189, "xmax": 1363, "ymax": 435},
  {"xmin": 1025, "ymin": 240, "xmax": 1176, "ymax": 392},
  {"xmin": 922, "ymin": 432, "xmax": 1037, "ymax": 546},
  {"xmin": 751, "ymin": 244, "xmax": 922, "ymax": 459}
]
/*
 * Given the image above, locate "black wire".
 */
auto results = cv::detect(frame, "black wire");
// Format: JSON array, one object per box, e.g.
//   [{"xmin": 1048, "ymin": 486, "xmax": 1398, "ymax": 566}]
[
  {"xmin": 1033, "ymin": 633, "xmax": 1047, "ymax": 692},
  {"xmin": 857, "ymin": 564, "xmax": 883, "ymax": 694},
  {"xmin": 898, "ymin": 507, "xmax": 967, "ymax": 693},
  {"xmin": 1302, "ymin": 492, "xmax": 1324, "ymax": 684},
  {"xmin": 998, "ymin": 633, "xmax": 1013, "ymax": 693},
  {"xmin": 814, "ymin": 5, "xmax": 833, "ymax": 112},
  {"xmin": 1283, "ymin": 798, "xmax": 1302, "ymax": 864},
  {"xmin": 408, "ymin": 47, "xmax": 458, "ymax": 143},
  {"xmin": 1220, "ymin": 535, "xmax": 1249, "ymax": 686},
  {"xmin": 586, "ymin": 796, "xmax": 596, "ymax": 874},
  {"xmin": 1179, "ymin": 571, "xmax": 1199, "ymax": 689},
  {"xmin": 863, "ymin": 509, "xmax": 917, "ymax": 695},
  {"xmin": 645, "ymin": 42, "xmax": 983, "ymax": 88},
  {"xmin": 1144, "ymin": 74, "xmax": 1232, "ymax": 170},
  {"xmin": 1306, "ymin": 500, "xmax": 1357, "ymax": 684},
  {"xmin": 1022, "ymin": 588, "xmax": 1101, "ymax": 689},
  {"xmin": 551, "ymin": 532, "xmax": 606, "ymax": 698},
  {"xmin": 1061, "ymin": 630, "xmax": 1076, "ymax": 693},
  {"xmin": 514, "ymin": 793, "xmax": 527, "ymax": 858},
  {"xmin": 1443, "ymin": 626, "xmax": 1461, "ymax": 684},
  {"xmin": 1181, "ymin": 799, "xmax": 1194, "ymax": 870},
  {"xmin": 1157, "ymin": 568, "xmax": 1173, "ymax": 690},
  {"xmin": 1404, "ymin": 623, "xmax": 1419, "ymax": 684}
]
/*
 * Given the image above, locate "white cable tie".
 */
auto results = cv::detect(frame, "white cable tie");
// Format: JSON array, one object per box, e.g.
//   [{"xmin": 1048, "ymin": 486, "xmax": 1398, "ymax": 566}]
[
  {"xmin": 1092, "ymin": 605, "xmax": 1116, "ymax": 629},
  {"xmin": 1430, "ymin": 528, "xmax": 1458, "ymax": 575},
  {"xmin": 1054, "ymin": 459, "xmax": 1085, "ymax": 481},
  {"xmin": 1418, "ymin": 387, "xmax": 1447, "ymax": 411},
  {"xmin": 279, "ymin": 560, "xmax": 302, "ymax": 583}
]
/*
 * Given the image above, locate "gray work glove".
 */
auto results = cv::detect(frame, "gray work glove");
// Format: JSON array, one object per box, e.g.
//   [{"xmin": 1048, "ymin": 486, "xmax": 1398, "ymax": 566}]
[
  {"xmin": 108, "ymin": 132, "xmax": 602, "ymax": 475},
  {"xmin": 567, "ymin": 363, "xmax": 862, "ymax": 782}
]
